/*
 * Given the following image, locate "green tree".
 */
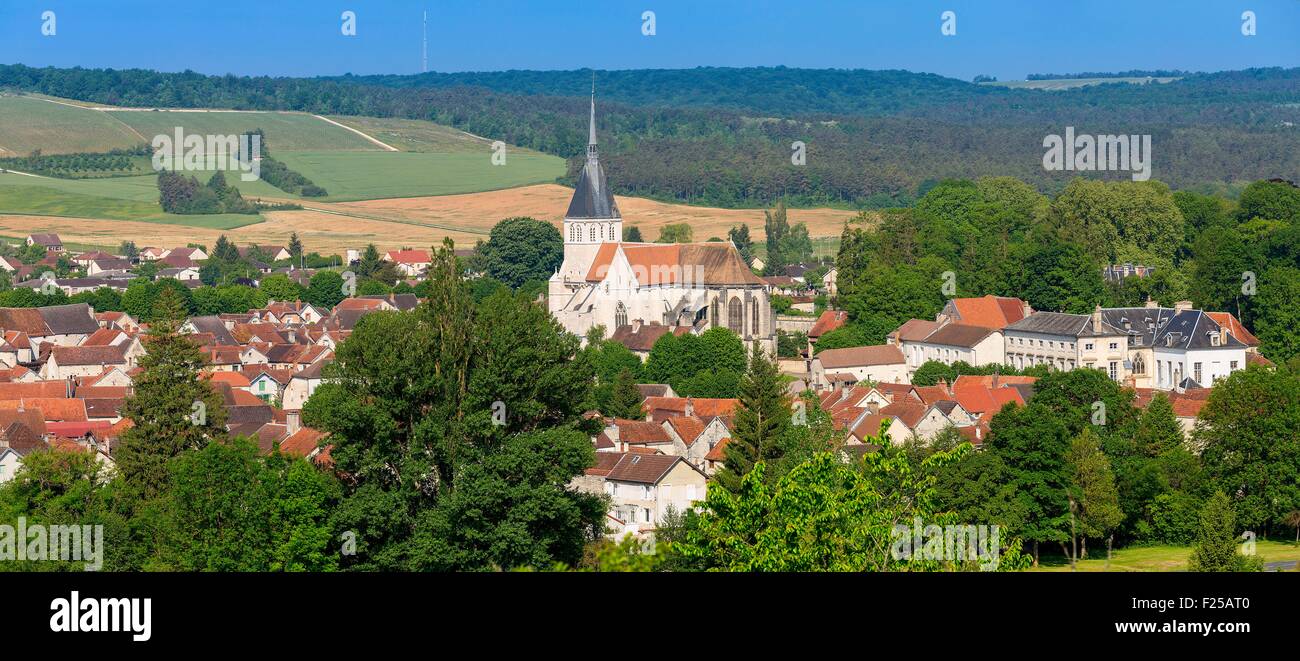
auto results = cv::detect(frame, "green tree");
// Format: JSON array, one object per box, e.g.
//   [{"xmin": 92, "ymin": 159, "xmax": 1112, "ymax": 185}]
[
  {"xmin": 259, "ymin": 273, "xmax": 307, "ymax": 302},
  {"xmin": 1253, "ymin": 266, "xmax": 1300, "ymax": 364},
  {"xmin": 986, "ymin": 401, "xmax": 1072, "ymax": 565},
  {"xmin": 303, "ymin": 239, "xmax": 603, "ymax": 570},
  {"xmin": 288, "ymin": 232, "xmax": 304, "ymax": 265},
  {"xmin": 657, "ymin": 223, "xmax": 693, "ymax": 244},
  {"xmin": 1187, "ymin": 492, "xmax": 1251, "ymax": 572},
  {"xmin": 163, "ymin": 437, "xmax": 340, "ymax": 571},
  {"xmin": 1195, "ymin": 365, "xmax": 1300, "ymax": 533},
  {"xmin": 728, "ymin": 224, "xmax": 754, "ymax": 266},
  {"xmin": 762, "ymin": 200, "xmax": 789, "ymax": 275},
  {"xmin": 471, "ymin": 217, "xmax": 563, "ymax": 289},
  {"xmin": 114, "ymin": 289, "xmax": 228, "ymax": 501},
  {"xmin": 716, "ymin": 344, "xmax": 790, "ymax": 494},
  {"xmin": 306, "ymin": 270, "xmax": 346, "ymax": 309},
  {"xmin": 1067, "ymin": 427, "xmax": 1124, "ymax": 561},
  {"xmin": 604, "ymin": 368, "xmax": 645, "ymax": 419},
  {"xmin": 623, "ymin": 225, "xmax": 644, "ymax": 242}
]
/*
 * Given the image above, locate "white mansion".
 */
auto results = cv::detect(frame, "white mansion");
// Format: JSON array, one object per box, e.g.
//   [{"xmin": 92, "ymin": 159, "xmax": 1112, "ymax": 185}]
[{"xmin": 547, "ymin": 94, "xmax": 776, "ymax": 353}]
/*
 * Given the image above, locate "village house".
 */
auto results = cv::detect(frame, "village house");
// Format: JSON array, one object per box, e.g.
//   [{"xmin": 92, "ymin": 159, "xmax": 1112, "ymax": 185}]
[
  {"xmin": 1003, "ymin": 308, "xmax": 1129, "ymax": 379},
  {"xmin": 594, "ymin": 453, "xmax": 708, "ymax": 535},
  {"xmin": 383, "ymin": 249, "xmax": 432, "ymax": 277},
  {"xmin": 26, "ymin": 233, "xmax": 64, "ymax": 252},
  {"xmin": 809, "ymin": 344, "xmax": 908, "ymax": 389},
  {"xmin": 901, "ymin": 323, "xmax": 1006, "ymax": 369}
]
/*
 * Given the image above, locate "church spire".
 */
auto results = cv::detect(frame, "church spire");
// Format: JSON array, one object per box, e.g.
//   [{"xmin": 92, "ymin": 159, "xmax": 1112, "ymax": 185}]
[{"xmin": 587, "ymin": 74, "xmax": 598, "ymax": 161}]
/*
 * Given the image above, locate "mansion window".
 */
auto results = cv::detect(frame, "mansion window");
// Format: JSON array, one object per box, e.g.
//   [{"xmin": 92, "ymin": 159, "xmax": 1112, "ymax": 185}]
[
  {"xmin": 1109, "ymin": 342, "xmax": 1118, "ymax": 350},
  {"xmin": 1194, "ymin": 362, "xmax": 1203, "ymax": 385},
  {"xmin": 1109, "ymin": 362, "xmax": 1119, "ymax": 381},
  {"xmin": 728, "ymin": 297, "xmax": 744, "ymax": 334},
  {"xmin": 1084, "ymin": 343, "xmax": 1094, "ymax": 351}
]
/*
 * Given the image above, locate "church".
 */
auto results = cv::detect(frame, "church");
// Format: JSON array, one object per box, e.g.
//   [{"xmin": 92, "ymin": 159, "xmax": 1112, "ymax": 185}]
[{"xmin": 547, "ymin": 93, "xmax": 776, "ymax": 355}]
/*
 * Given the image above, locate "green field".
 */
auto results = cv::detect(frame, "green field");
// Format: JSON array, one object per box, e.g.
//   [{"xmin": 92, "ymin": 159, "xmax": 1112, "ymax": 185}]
[
  {"xmin": 274, "ymin": 150, "xmax": 566, "ymax": 201},
  {"xmin": 107, "ymin": 110, "xmax": 380, "ymax": 152},
  {"xmin": 1031, "ymin": 540, "xmax": 1300, "ymax": 572},
  {"xmin": 0, "ymin": 173, "xmax": 263, "ymax": 229},
  {"xmin": 0, "ymin": 95, "xmax": 143, "ymax": 156},
  {"xmin": 327, "ymin": 115, "xmax": 500, "ymax": 153}
]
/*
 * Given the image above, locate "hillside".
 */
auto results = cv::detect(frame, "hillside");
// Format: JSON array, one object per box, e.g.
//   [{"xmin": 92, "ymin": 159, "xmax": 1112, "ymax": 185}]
[{"xmin": 3, "ymin": 64, "xmax": 1297, "ymax": 208}]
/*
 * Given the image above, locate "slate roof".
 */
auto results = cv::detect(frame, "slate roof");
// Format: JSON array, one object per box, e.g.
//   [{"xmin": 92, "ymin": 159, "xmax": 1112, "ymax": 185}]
[
  {"xmin": 1004, "ymin": 311, "xmax": 1123, "ymax": 338},
  {"xmin": 38, "ymin": 303, "xmax": 100, "ymax": 335}
]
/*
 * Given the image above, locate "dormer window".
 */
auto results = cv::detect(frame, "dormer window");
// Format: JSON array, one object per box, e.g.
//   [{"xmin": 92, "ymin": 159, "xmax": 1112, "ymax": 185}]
[{"xmin": 1209, "ymin": 331, "xmax": 1219, "ymax": 347}]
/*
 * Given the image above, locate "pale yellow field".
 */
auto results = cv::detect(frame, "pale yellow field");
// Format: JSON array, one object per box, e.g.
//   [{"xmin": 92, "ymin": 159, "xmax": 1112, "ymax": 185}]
[{"xmin": 1, "ymin": 184, "xmax": 866, "ymax": 255}]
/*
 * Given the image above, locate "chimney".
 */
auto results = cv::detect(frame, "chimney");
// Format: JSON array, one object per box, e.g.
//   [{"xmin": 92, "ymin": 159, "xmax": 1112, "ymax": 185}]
[
  {"xmin": 1144, "ymin": 297, "xmax": 1158, "ymax": 309},
  {"xmin": 991, "ymin": 372, "xmax": 1000, "ymax": 389},
  {"xmin": 631, "ymin": 318, "xmax": 642, "ymax": 333},
  {"xmin": 685, "ymin": 397, "xmax": 695, "ymax": 417},
  {"xmin": 286, "ymin": 410, "xmax": 301, "ymax": 435},
  {"xmin": 1021, "ymin": 300, "xmax": 1033, "ymax": 319},
  {"xmin": 1091, "ymin": 305, "xmax": 1103, "ymax": 333},
  {"xmin": 1219, "ymin": 324, "xmax": 1228, "ymax": 346},
  {"xmin": 1174, "ymin": 300, "xmax": 1193, "ymax": 314}
]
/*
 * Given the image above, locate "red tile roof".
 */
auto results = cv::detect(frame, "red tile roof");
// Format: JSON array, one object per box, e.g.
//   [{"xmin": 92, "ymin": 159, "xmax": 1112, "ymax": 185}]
[{"xmin": 809, "ymin": 310, "xmax": 849, "ymax": 338}]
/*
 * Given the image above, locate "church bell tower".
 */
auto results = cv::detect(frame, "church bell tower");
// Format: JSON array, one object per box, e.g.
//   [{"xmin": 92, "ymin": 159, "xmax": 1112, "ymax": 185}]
[{"xmin": 559, "ymin": 82, "xmax": 622, "ymax": 281}]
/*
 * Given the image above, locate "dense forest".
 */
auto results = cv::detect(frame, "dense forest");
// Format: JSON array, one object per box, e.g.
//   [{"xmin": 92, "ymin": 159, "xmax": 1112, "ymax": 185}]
[{"xmin": 2, "ymin": 64, "xmax": 1298, "ymax": 207}]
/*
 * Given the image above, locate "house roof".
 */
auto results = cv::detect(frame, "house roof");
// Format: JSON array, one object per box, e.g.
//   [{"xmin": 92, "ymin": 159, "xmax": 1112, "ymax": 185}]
[
  {"xmin": 385, "ymin": 249, "xmax": 431, "ymax": 264},
  {"xmin": 918, "ymin": 323, "xmax": 997, "ymax": 348},
  {"xmin": 1004, "ymin": 311, "xmax": 1122, "ymax": 338},
  {"xmin": 809, "ymin": 310, "xmax": 849, "ymax": 338},
  {"xmin": 609, "ymin": 323, "xmax": 691, "ymax": 352},
  {"xmin": 585, "ymin": 451, "xmax": 624, "ymax": 476},
  {"xmin": 280, "ymin": 427, "xmax": 328, "ymax": 458},
  {"xmin": 605, "ymin": 453, "xmax": 685, "ymax": 484},
  {"xmin": 584, "ymin": 243, "xmax": 766, "ymax": 286},
  {"xmin": 665, "ymin": 416, "xmax": 707, "ymax": 447},
  {"xmin": 28, "ymin": 233, "xmax": 62, "ymax": 246},
  {"xmin": 51, "ymin": 344, "xmax": 128, "ymax": 366},
  {"xmin": 613, "ymin": 419, "xmax": 673, "ymax": 444},
  {"xmin": 704, "ymin": 437, "xmax": 730, "ymax": 462},
  {"xmin": 892, "ymin": 319, "xmax": 942, "ymax": 342},
  {"xmin": 39, "ymin": 303, "xmax": 100, "ymax": 335},
  {"xmin": 815, "ymin": 344, "xmax": 905, "ymax": 369},
  {"xmin": 945, "ymin": 296, "xmax": 1030, "ymax": 329},
  {"xmin": 641, "ymin": 397, "xmax": 738, "ymax": 422}
]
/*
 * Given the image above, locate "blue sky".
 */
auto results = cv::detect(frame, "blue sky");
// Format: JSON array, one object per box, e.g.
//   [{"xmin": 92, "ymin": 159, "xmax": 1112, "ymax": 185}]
[{"xmin": 1, "ymin": 1, "xmax": 1297, "ymax": 81}]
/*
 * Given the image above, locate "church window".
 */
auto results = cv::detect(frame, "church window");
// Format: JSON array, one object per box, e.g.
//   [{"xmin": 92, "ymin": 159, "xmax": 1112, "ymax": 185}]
[
  {"xmin": 751, "ymin": 299, "xmax": 759, "ymax": 335},
  {"xmin": 728, "ymin": 297, "xmax": 743, "ymax": 334},
  {"xmin": 588, "ymin": 225, "xmax": 596, "ymax": 243},
  {"xmin": 711, "ymin": 299, "xmax": 720, "ymax": 327},
  {"xmin": 615, "ymin": 302, "xmax": 628, "ymax": 329}
]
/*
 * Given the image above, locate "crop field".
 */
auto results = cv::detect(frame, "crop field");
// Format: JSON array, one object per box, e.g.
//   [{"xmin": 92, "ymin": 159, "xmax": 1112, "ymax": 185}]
[
  {"xmin": 106, "ymin": 110, "xmax": 381, "ymax": 151},
  {"xmin": 272, "ymin": 151, "xmax": 567, "ymax": 201},
  {"xmin": 325, "ymin": 115, "xmax": 501, "ymax": 153},
  {"xmin": 0, "ymin": 95, "xmax": 143, "ymax": 155}
]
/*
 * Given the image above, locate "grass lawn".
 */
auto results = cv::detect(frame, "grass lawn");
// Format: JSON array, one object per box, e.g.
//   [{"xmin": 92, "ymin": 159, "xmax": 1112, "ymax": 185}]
[
  {"xmin": 0, "ymin": 95, "xmax": 143, "ymax": 156},
  {"xmin": 274, "ymin": 150, "xmax": 566, "ymax": 201},
  {"xmin": 107, "ymin": 110, "xmax": 380, "ymax": 152},
  {"xmin": 1030, "ymin": 539, "xmax": 1300, "ymax": 572}
]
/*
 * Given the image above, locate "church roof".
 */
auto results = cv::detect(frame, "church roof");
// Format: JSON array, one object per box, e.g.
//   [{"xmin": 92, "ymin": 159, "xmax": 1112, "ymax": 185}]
[
  {"xmin": 565, "ymin": 91, "xmax": 620, "ymax": 220},
  {"xmin": 584, "ymin": 243, "xmax": 767, "ymax": 286},
  {"xmin": 566, "ymin": 160, "xmax": 621, "ymax": 219}
]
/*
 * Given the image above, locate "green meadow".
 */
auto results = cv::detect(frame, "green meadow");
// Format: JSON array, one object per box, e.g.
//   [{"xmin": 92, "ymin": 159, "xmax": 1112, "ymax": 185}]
[
  {"xmin": 0, "ymin": 173, "xmax": 263, "ymax": 229},
  {"xmin": 274, "ymin": 150, "xmax": 566, "ymax": 201}
]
